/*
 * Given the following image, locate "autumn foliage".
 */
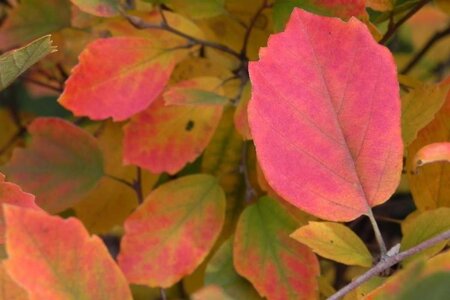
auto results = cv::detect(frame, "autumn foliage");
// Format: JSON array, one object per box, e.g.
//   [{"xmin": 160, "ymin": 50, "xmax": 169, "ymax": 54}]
[{"xmin": 0, "ymin": 0, "xmax": 450, "ymax": 299}]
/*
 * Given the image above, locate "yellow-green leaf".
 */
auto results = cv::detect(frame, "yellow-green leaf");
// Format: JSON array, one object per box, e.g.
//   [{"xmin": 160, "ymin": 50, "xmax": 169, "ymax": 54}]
[
  {"xmin": 291, "ymin": 221, "xmax": 372, "ymax": 267},
  {"xmin": 400, "ymin": 207, "xmax": 450, "ymax": 264},
  {"xmin": 0, "ymin": 35, "xmax": 56, "ymax": 91}
]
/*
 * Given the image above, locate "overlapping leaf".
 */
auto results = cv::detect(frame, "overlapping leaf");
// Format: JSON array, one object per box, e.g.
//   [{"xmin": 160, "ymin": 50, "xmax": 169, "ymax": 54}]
[
  {"xmin": 205, "ymin": 239, "xmax": 261, "ymax": 299},
  {"xmin": 164, "ymin": 77, "xmax": 228, "ymax": 105},
  {"xmin": 412, "ymin": 142, "xmax": 450, "ymax": 172},
  {"xmin": 165, "ymin": 0, "xmax": 225, "ymax": 19},
  {"xmin": 0, "ymin": 0, "xmax": 71, "ymax": 50},
  {"xmin": 0, "ymin": 173, "xmax": 38, "ymax": 244},
  {"xmin": 400, "ymin": 207, "xmax": 450, "ymax": 264},
  {"xmin": 401, "ymin": 76, "xmax": 450, "ymax": 146},
  {"xmin": 406, "ymin": 87, "xmax": 450, "ymax": 210},
  {"xmin": 58, "ymin": 37, "xmax": 177, "ymax": 121},
  {"xmin": 70, "ymin": 0, "xmax": 120, "ymax": 17},
  {"xmin": 1, "ymin": 117, "xmax": 104, "ymax": 213},
  {"xmin": 0, "ymin": 35, "xmax": 56, "ymax": 91},
  {"xmin": 201, "ymin": 107, "xmax": 246, "ymax": 237},
  {"xmin": 234, "ymin": 196, "xmax": 320, "ymax": 300},
  {"xmin": 291, "ymin": 221, "xmax": 372, "ymax": 267},
  {"xmin": 365, "ymin": 251, "xmax": 450, "ymax": 299},
  {"xmin": 272, "ymin": 0, "xmax": 366, "ymax": 31},
  {"xmin": 74, "ymin": 122, "xmax": 159, "ymax": 234},
  {"xmin": 118, "ymin": 175, "xmax": 226, "ymax": 287},
  {"xmin": 249, "ymin": 8, "xmax": 403, "ymax": 221},
  {"xmin": 123, "ymin": 93, "xmax": 223, "ymax": 174},
  {"xmin": 4, "ymin": 206, "xmax": 132, "ymax": 300}
]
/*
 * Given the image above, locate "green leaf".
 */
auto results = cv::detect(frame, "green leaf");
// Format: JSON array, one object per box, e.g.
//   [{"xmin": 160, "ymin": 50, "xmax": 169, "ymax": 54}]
[
  {"xmin": 398, "ymin": 272, "xmax": 450, "ymax": 300},
  {"xmin": 0, "ymin": 0, "xmax": 71, "ymax": 50},
  {"xmin": 291, "ymin": 221, "xmax": 373, "ymax": 267},
  {"xmin": 205, "ymin": 239, "xmax": 262, "ymax": 300},
  {"xmin": 400, "ymin": 207, "xmax": 450, "ymax": 264},
  {"xmin": 234, "ymin": 196, "xmax": 320, "ymax": 300},
  {"xmin": 0, "ymin": 35, "xmax": 56, "ymax": 92}
]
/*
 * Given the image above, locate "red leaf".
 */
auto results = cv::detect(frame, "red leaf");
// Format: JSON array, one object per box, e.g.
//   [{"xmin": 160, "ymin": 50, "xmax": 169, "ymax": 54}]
[
  {"xmin": 118, "ymin": 174, "xmax": 226, "ymax": 287},
  {"xmin": 123, "ymin": 97, "xmax": 222, "ymax": 174},
  {"xmin": 58, "ymin": 37, "xmax": 176, "ymax": 121},
  {"xmin": 4, "ymin": 206, "xmax": 132, "ymax": 300},
  {"xmin": 248, "ymin": 9, "xmax": 402, "ymax": 221},
  {"xmin": 1, "ymin": 118, "xmax": 104, "ymax": 213},
  {"xmin": 0, "ymin": 173, "xmax": 39, "ymax": 245}
]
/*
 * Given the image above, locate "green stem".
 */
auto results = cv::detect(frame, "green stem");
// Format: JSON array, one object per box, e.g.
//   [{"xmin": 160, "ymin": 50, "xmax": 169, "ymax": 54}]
[{"xmin": 367, "ymin": 209, "xmax": 387, "ymax": 258}]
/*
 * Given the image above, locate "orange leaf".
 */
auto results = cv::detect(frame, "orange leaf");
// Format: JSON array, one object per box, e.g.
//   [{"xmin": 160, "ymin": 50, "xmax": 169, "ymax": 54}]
[
  {"xmin": 0, "ymin": 173, "xmax": 38, "ymax": 244},
  {"xmin": 118, "ymin": 175, "xmax": 226, "ymax": 287},
  {"xmin": 413, "ymin": 142, "xmax": 450, "ymax": 173},
  {"xmin": 249, "ymin": 9, "xmax": 402, "ymax": 221},
  {"xmin": 58, "ymin": 37, "xmax": 176, "ymax": 121},
  {"xmin": 123, "ymin": 96, "xmax": 223, "ymax": 174},
  {"xmin": 4, "ymin": 206, "xmax": 132, "ymax": 300}
]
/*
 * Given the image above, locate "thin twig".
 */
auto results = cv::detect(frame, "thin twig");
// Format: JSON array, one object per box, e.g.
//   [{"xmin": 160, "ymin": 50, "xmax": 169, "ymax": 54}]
[
  {"xmin": 328, "ymin": 229, "xmax": 450, "ymax": 300},
  {"xmin": 240, "ymin": 0, "xmax": 270, "ymax": 58},
  {"xmin": 241, "ymin": 141, "xmax": 257, "ymax": 202},
  {"xmin": 22, "ymin": 76, "xmax": 63, "ymax": 93},
  {"xmin": 379, "ymin": 0, "xmax": 432, "ymax": 45},
  {"xmin": 105, "ymin": 174, "xmax": 135, "ymax": 189},
  {"xmin": 160, "ymin": 288, "xmax": 167, "ymax": 300},
  {"xmin": 122, "ymin": 11, "xmax": 242, "ymax": 59},
  {"xmin": 367, "ymin": 210, "xmax": 388, "ymax": 258},
  {"xmin": 401, "ymin": 25, "xmax": 450, "ymax": 74}
]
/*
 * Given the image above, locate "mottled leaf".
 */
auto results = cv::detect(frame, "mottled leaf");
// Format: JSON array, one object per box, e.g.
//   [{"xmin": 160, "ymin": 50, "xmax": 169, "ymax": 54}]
[
  {"xmin": 118, "ymin": 175, "xmax": 226, "ymax": 287},
  {"xmin": 0, "ymin": 173, "xmax": 38, "ymax": 244},
  {"xmin": 291, "ymin": 221, "xmax": 372, "ymax": 267},
  {"xmin": 249, "ymin": 8, "xmax": 402, "ymax": 221},
  {"xmin": 123, "ymin": 97, "xmax": 223, "ymax": 174},
  {"xmin": 192, "ymin": 285, "xmax": 232, "ymax": 300},
  {"xmin": 401, "ymin": 76, "xmax": 450, "ymax": 146},
  {"xmin": 70, "ymin": 0, "xmax": 120, "ymax": 17},
  {"xmin": 0, "ymin": 35, "xmax": 56, "ymax": 91},
  {"xmin": 1, "ymin": 118, "xmax": 104, "ymax": 213},
  {"xmin": 406, "ymin": 86, "xmax": 450, "ymax": 210},
  {"xmin": 58, "ymin": 37, "xmax": 176, "ymax": 121},
  {"xmin": 0, "ymin": 0, "xmax": 71, "ymax": 50},
  {"xmin": 400, "ymin": 207, "xmax": 450, "ymax": 264},
  {"xmin": 164, "ymin": 77, "xmax": 228, "ymax": 105},
  {"xmin": 205, "ymin": 239, "xmax": 261, "ymax": 299},
  {"xmin": 234, "ymin": 196, "xmax": 320, "ymax": 300},
  {"xmin": 365, "ymin": 251, "xmax": 450, "ymax": 299},
  {"xmin": 4, "ymin": 206, "xmax": 132, "ymax": 300}
]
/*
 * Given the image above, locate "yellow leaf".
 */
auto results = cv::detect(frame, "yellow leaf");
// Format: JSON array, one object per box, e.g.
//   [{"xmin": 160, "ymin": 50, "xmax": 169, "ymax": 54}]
[
  {"xmin": 291, "ymin": 221, "xmax": 373, "ymax": 267},
  {"xmin": 400, "ymin": 207, "xmax": 450, "ymax": 264},
  {"xmin": 74, "ymin": 121, "xmax": 159, "ymax": 234},
  {"xmin": 401, "ymin": 76, "xmax": 450, "ymax": 146}
]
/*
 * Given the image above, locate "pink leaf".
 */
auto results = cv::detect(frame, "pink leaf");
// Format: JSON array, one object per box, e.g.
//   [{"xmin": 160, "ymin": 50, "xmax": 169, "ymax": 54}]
[{"xmin": 248, "ymin": 8, "xmax": 402, "ymax": 221}]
